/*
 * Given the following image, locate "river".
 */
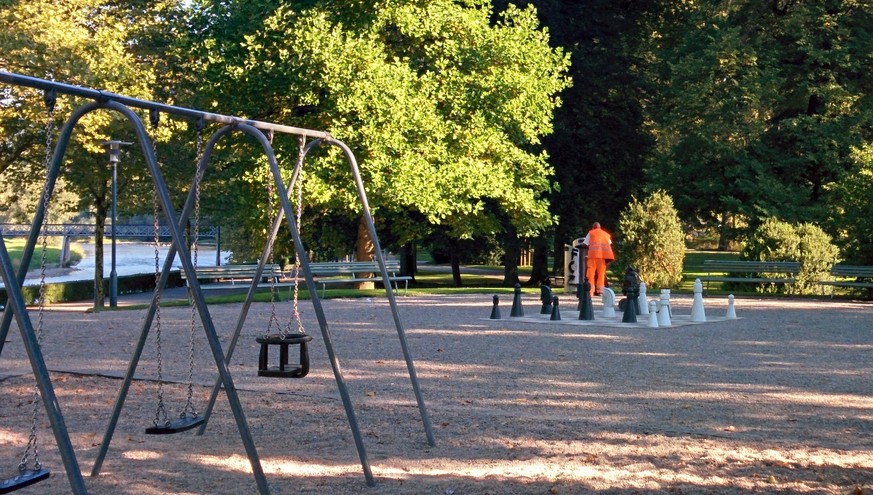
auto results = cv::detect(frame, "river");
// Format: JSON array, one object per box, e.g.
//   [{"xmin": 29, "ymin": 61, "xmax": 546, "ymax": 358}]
[{"xmin": 2, "ymin": 241, "xmax": 231, "ymax": 287}]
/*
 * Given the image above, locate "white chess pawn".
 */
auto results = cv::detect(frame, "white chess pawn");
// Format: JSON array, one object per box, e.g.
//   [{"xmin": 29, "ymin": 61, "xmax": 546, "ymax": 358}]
[
  {"xmin": 638, "ymin": 282, "xmax": 648, "ymax": 315},
  {"xmin": 657, "ymin": 289, "xmax": 672, "ymax": 326},
  {"xmin": 691, "ymin": 278, "xmax": 706, "ymax": 322},
  {"xmin": 601, "ymin": 287, "xmax": 616, "ymax": 317},
  {"xmin": 647, "ymin": 300, "xmax": 659, "ymax": 328},
  {"xmin": 726, "ymin": 294, "xmax": 737, "ymax": 319}
]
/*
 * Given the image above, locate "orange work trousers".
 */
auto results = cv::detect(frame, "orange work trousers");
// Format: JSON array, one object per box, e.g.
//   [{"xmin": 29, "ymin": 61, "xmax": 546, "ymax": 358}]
[{"xmin": 586, "ymin": 257, "xmax": 608, "ymax": 295}]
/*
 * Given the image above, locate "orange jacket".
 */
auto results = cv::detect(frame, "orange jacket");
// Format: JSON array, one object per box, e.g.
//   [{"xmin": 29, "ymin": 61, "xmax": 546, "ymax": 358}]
[{"xmin": 585, "ymin": 227, "xmax": 615, "ymax": 261}]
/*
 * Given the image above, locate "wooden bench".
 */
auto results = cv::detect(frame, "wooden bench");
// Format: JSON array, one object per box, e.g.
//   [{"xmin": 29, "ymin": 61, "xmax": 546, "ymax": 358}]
[
  {"xmin": 180, "ymin": 264, "xmax": 293, "ymax": 292},
  {"xmin": 699, "ymin": 260, "xmax": 801, "ymax": 291},
  {"xmin": 818, "ymin": 264, "xmax": 873, "ymax": 295},
  {"xmin": 308, "ymin": 260, "xmax": 412, "ymax": 297}
]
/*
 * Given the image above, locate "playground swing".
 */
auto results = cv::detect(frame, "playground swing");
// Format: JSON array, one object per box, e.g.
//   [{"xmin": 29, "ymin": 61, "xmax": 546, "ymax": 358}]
[
  {"xmin": 145, "ymin": 113, "xmax": 206, "ymax": 435},
  {"xmin": 0, "ymin": 90, "xmax": 57, "ymax": 494},
  {"xmin": 257, "ymin": 135, "xmax": 313, "ymax": 378}
]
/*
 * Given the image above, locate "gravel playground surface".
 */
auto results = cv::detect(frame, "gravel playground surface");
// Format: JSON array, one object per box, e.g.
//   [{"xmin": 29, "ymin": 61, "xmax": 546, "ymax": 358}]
[{"xmin": 0, "ymin": 293, "xmax": 871, "ymax": 494}]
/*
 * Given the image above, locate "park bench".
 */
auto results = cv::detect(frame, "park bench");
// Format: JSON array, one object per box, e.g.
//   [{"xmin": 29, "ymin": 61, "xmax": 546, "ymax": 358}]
[
  {"xmin": 818, "ymin": 264, "xmax": 873, "ymax": 296},
  {"xmin": 699, "ymin": 260, "xmax": 801, "ymax": 292},
  {"xmin": 308, "ymin": 260, "xmax": 412, "ymax": 297},
  {"xmin": 180, "ymin": 263, "xmax": 292, "ymax": 292}
]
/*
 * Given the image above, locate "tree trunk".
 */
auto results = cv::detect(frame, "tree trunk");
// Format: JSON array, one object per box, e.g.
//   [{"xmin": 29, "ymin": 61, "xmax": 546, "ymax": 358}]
[
  {"xmin": 525, "ymin": 234, "xmax": 550, "ymax": 286},
  {"xmin": 93, "ymin": 209, "xmax": 107, "ymax": 308},
  {"xmin": 718, "ymin": 211, "xmax": 732, "ymax": 251},
  {"xmin": 399, "ymin": 242, "xmax": 416, "ymax": 280},
  {"xmin": 502, "ymin": 224, "xmax": 520, "ymax": 286},
  {"xmin": 355, "ymin": 214, "xmax": 375, "ymax": 289},
  {"xmin": 553, "ymin": 221, "xmax": 571, "ymax": 274},
  {"xmin": 450, "ymin": 243, "xmax": 462, "ymax": 287}
]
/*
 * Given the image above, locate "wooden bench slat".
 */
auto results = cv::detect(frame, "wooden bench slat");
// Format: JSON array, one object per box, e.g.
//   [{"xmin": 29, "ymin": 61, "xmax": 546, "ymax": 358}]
[
  {"xmin": 829, "ymin": 265, "xmax": 873, "ymax": 277},
  {"xmin": 307, "ymin": 260, "xmax": 409, "ymax": 296},
  {"xmin": 699, "ymin": 259, "xmax": 799, "ymax": 291},
  {"xmin": 698, "ymin": 277, "xmax": 797, "ymax": 284},
  {"xmin": 819, "ymin": 264, "xmax": 873, "ymax": 293},
  {"xmin": 178, "ymin": 260, "xmax": 411, "ymax": 296}
]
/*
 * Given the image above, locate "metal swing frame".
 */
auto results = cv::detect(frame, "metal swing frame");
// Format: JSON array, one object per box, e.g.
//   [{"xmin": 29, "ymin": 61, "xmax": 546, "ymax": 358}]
[{"xmin": 0, "ymin": 71, "xmax": 435, "ymax": 494}]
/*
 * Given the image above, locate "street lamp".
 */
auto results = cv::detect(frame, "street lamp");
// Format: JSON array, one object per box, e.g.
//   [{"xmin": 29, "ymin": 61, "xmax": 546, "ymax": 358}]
[{"xmin": 101, "ymin": 140, "xmax": 132, "ymax": 307}]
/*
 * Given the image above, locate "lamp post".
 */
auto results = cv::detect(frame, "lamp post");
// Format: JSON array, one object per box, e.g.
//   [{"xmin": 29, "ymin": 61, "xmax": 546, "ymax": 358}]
[{"xmin": 101, "ymin": 140, "xmax": 132, "ymax": 307}]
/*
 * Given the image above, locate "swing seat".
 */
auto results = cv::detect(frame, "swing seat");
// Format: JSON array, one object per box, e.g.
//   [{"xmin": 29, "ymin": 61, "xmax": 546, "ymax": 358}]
[
  {"xmin": 145, "ymin": 415, "xmax": 205, "ymax": 435},
  {"xmin": 0, "ymin": 467, "xmax": 49, "ymax": 494},
  {"xmin": 256, "ymin": 333, "xmax": 313, "ymax": 378}
]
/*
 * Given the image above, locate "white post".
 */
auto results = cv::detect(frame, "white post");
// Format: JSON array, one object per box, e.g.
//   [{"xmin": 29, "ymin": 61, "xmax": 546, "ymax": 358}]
[
  {"xmin": 657, "ymin": 289, "xmax": 672, "ymax": 326},
  {"xmin": 691, "ymin": 278, "xmax": 706, "ymax": 322},
  {"xmin": 638, "ymin": 281, "xmax": 648, "ymax": 315},
  {"xmin": 602, "ymin": 287, "xmax": 616, "ymax": 317},
  {"xmin": 647, "ymin": 300, "xmax": 659, "ymax": 328}
]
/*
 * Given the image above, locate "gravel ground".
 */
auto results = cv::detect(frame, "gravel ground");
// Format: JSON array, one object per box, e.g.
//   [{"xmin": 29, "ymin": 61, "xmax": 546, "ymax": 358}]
[{"xmin": 0, "ymin": 293, "xmax": 871, "ymax": 494}]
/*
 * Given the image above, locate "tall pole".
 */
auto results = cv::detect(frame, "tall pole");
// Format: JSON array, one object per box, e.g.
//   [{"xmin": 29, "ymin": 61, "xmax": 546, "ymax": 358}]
[
  {"xmin": 216, "ymin": 225, "xmax": 221, "ymax": 266},
  {"xmin": 101, "ymin": 140, "xmax": 131, "ymax": 307}
]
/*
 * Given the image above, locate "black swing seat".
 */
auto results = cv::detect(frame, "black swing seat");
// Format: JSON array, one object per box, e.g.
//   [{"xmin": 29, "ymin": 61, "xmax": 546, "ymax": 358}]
[
  {"xmin": 145, "ymin": 415, "xmax": 205, "ymax": 435},
  {"xmin": 0, "ymin": 467, "xmax": 50, "ymax": 494},
  {"xmin": 256, "ymin": 333, "xmax": 313, "ymax": 378}
]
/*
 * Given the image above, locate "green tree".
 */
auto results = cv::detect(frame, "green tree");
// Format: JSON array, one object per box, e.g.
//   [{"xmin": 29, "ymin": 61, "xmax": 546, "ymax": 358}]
[
  {"xmin": 615, "ymin": 190, "xmax": 685, "ymax": 289},
  {"xmin": 833, "ymin": 143, "xmax": 873, "ymax": 264},
  {"xmin": 0, "ymin": 0, "xmax": 190, "ymax": 306},
  {"xmin": 190, "ymin": 0, "xmax": 570, "ymax": 285},
  {"xmin": 641, "ymin": 1, "xmax": 873, "ymax": 249},
  {"xmin": 494, "ymin": 0, "xmax": 655, "ymax": 281}
]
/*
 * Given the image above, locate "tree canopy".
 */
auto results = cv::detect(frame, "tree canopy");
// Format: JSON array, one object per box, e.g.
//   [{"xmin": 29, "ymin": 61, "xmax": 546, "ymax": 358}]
[
  {"xmin": 3, "ymin": 0, "xmax": 873, "ymax": 274},
  {"xmin": 188, "ymin": 0, "xmax": 570, "ymax": 266},
  {"xmin": 640, "ymin": 0, "xmax": 873, "ymax": 254}
]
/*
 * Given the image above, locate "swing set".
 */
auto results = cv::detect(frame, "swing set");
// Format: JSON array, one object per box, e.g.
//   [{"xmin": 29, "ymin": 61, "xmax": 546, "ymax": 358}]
[{"xmin": 0, "ymin": 71, "xmax": 436, "ymax": 494}]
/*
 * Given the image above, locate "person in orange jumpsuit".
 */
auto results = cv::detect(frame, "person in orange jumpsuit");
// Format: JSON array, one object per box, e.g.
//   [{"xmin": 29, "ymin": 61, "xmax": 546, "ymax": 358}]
[{"xmin": 583, "ymin": 222, "xmax": 615, "ymax": 296}]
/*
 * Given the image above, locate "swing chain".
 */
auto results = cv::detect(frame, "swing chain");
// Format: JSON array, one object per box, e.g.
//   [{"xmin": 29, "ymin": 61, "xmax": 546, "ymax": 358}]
[
  {"xmin": 183, "ymin": 119, "xmax": 205, "ymax": 419},
  {"xmin": 150, "ymin": 113, "xmax": 169, "ymax": 428},
  {"xmin": 20, "ymin": 89, "xmax": 57, "ymax": 471},
  {"xmin": 288, "ymin": 135, "xmax": 306, "ymax": 335},
  {"xmin": 266, "ymin": 167, "xmax": 282, "ymax": 336}
]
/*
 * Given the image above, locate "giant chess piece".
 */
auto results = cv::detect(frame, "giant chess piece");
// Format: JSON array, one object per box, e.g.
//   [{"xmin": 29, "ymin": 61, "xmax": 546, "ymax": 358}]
[
  {"xmin": 575, "ymin": 281, "xmax": 583, "ymax": 310},
  {"xmin": 726, "ymin": 294, "xmax": 737, "ymax": 319},
  {"xmin": 638, "ymin": 282, "xmax": 649, "ymax": 315},
  {"xmin": 578, "ymin": 278, "xmax": 595, "ymax": 320},
  {"xmin": 510, "ymin": 283, "xmax": 524, "ymax": 317},
  {"xmin": 490, "ymin": 294, "xmax": 501, "ymax": 320},
  {"xmin": 657, "ymin": 289, "xmax": 672, "ymax": 326},
  {"xmin": 691, "ymin": 278, "xmax": 706, "ymax": 322},
  {"xmin": 622, "ymin": 265, "xmax": 642, "ymax": 317},
  {"xmin": 622, "ymin": 281, "xmax": 638, "ymax": 323},
  {"xmin": 602, "ymin": 287, "xmax": 616, "ymax": 317},
  {"xmin": 540, "ymin": 283, "xmax": 553, "ymax": 315},
  {"xmin": 647, "ymin": 300, "xmax": 659, "ymax": 328},
  {"xmin": 550, "ymin": 295, "xmax": 561, "ymax": 321}
]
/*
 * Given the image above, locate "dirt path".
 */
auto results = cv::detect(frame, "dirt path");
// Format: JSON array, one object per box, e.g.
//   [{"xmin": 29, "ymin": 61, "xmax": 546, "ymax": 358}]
[{"xmin": 1, "ymin": 294, "xmax": 871, "ymax": 494}]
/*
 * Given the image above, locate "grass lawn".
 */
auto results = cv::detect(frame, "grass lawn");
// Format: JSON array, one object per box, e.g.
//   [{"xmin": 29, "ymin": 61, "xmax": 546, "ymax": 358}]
[
  {"xmin": 17, "ymin": 247, "xmax": 865, "ymax": 309},
  {"xmin": 2, "ymin": 237, "xmax": 82, "ymax": 270},
  {"xmin": 678, "ymin": 249, "xmax": 739, "ymax": 292}
]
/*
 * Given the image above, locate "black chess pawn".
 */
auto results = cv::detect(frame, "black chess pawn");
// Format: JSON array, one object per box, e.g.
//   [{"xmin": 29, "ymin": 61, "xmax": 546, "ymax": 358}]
[
  {"xmin": 550, "ymin": 295, "xmax": 561, "ymax": 321},
  {"xmin": 576, "ymin": 283, "xmax": 583, "ymax": 310},
  {"xmin": 578, "ymin": 278, "xmax": 594, "ymax": 320},
  {"xmin": 540, "ymin": 283, "xmax": 553, "ymax": 314},
  {"xmin": 490, "ymin": 294, "xmax": 501, "ymax": 319},
  {"xmin": 510, "ymin": 283, "xmax": 524, "ymax": 317},
  {"xmin": 622, "ymin": 285, "xmax": 638, "ymax": 323}
]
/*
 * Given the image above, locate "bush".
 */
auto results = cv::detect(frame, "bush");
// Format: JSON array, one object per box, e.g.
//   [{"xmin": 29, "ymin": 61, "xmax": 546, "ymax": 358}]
[
  {"xmin": 615, "ymin": 190, "xmax": 685, "ymax": 289},
  {"xmin": 740, "ymin": 218, "xmax": 839, "ymax": 294},
  {"xmin": 0, "ymin": 272, "xmax": 183, "ymax": 306}
]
